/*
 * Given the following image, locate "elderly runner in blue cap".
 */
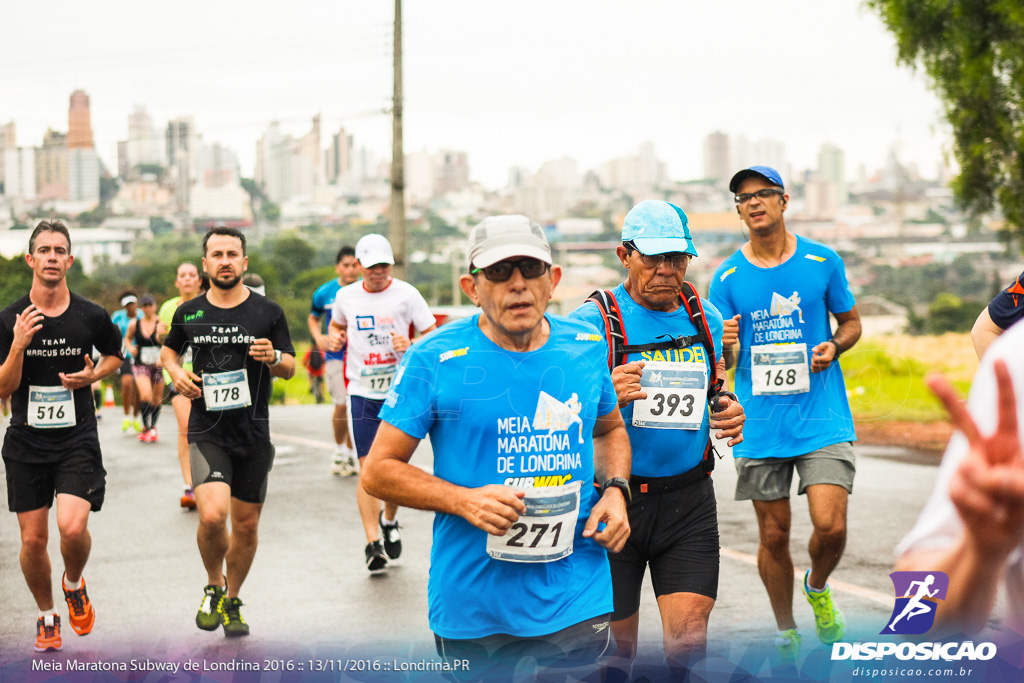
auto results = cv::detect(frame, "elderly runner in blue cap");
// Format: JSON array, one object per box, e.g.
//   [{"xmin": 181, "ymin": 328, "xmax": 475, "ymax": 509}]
[{"xmin": 570, "ymin": 200, "xmax": 745, "ymax": 677}]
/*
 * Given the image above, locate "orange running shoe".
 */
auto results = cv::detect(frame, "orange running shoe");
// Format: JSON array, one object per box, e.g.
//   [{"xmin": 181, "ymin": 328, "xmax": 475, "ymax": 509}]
[
  {"xmin": 34, "ymin": 614, "xmax": 62, "ymax": 652},
  {"xmin": 181, "ymin": 487, "xmax": 197, "ymax": 509},
  {"xmin": 62, "ymin": 573, "xmax": 96, "ymax": 636}
]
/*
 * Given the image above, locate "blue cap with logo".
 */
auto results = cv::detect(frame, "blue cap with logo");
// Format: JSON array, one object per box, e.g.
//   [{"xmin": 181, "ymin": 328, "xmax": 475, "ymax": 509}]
[
  {"xmin": 621, "ymin": 200, "xmax": 698, "ymax": 257},
  {"xmin": 729, "ymin": 165, "xmax": 784, "ymax": 193}
]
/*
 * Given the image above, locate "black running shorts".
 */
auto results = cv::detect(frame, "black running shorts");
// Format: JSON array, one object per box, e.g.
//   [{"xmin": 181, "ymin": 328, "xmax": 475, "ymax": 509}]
[
  {"xmin": 4, "ymin": 447, "xmax": 106, "ymax": 513},
  {"xmin": 610, "ymin": 475, "xmax": 720, "ymax": 621},
  {"xmin": 189, "ymin": 440, "xmax": 275, "ymax": 504}
]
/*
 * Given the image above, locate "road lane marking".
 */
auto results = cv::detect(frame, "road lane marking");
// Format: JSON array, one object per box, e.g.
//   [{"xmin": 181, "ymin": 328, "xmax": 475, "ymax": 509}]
[
  {"xmin": 273, "ymin": 431, "xmax": 893, "ymax": 607},
  {"xmin": 720, "ymin": 547, "xmax": 892, "ymax": 606},
  {"xmin": 271, "ymin": 432, "xmax": 334, "ymax": 450},
  {"xmin": 270, "ymin": 432, "xmax": 434, "ymax": 474}
]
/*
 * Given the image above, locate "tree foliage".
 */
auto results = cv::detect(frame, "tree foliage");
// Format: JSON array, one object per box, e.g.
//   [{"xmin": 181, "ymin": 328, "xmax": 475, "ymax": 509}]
[{"xmin": 868, "ymin": 1, "xmax": 1024, "ymax": 234}]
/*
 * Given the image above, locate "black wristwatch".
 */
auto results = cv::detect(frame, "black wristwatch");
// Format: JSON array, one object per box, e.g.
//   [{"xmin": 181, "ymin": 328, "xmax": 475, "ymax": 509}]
[
  {"xmin": 827, "ymin": 338, "xmax": 842, "ymax": 359},
  {"xmin": 601, "ymin": 477, "xmax": 631, "ymax": 503}
]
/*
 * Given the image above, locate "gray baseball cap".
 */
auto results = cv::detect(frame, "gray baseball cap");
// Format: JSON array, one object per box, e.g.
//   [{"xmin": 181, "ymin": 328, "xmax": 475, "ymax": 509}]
[{"xmin": 468, "ymin": 215, "xmax": 551, "ymax": 269}]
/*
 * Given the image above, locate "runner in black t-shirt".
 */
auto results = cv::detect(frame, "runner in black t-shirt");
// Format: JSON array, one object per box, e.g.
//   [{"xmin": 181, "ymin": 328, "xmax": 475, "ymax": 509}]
[
  {"xmin": 162, "ymin": 226, "xmax": 295, "ymax": 638},
  {"xmin": 0, "ymin": 220, "xmax": 123, "ymax": 653}
]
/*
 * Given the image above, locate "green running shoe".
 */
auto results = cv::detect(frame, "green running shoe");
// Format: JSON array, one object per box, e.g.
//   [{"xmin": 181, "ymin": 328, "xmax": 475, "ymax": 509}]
[
  {"xmin": 803, "ymin": 570, "xmax": 845, "ymax": 643},
  {"xmin": 196, "ymin": 584, "xmax": 224, "ymax": 631},
  {"xmin": 774, "ymin": 628, "xmax": 801, "ymax": 664},
  {"xmin": 221, "ymin": 597, "xmax": 250, "ymax": 637}
]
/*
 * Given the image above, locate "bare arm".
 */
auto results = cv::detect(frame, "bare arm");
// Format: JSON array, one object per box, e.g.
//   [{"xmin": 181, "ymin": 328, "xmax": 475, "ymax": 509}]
[
  {"xmin": 722, "ymin": 314, "xmax": 740, "ymax": 370},
  {"xmin": 0, "ymin": 305, "xmax": 44, "ymax": 399},
  {"xmin": 248, "ymin": 338, "xmax": 295, "ymax": 380},
  {"xmin": 362, "ymin": 421, "xmax": 527, "ymax": 535},
  {"xmin": 60, "ymin": 354, "xmax": 120, "ymax": 390},
  {"xmin": 308, "ymin": 313, "xmax": 329, "ymax": 351},
  {"xmin": 899, "ymin": 361, "xmax": 1024, "ymax": 635},
  {"xmin": 391, "ymin": 323, "xmax": 438, "ymax": 353},
  {"xmin": 124, "ymin": 319, "xmax": 138, "ymax": 358},
  {"xmin": 971, "ymin": 307, "xmax": 1003, "ymax": 360},
  {"xmin": 585, "ymin": 407, "xmax": 631, "ymax": 552},
  {"xmin": 327, "ymin": 319, "xmax": 347, "ymax": 352},
  {"xmin": 161, "ymin": 345, "xmax": 201, "ymax": 399},
  {"xmin": 811, "ymin": 306, "xmax": 862, "ymax": 373}
]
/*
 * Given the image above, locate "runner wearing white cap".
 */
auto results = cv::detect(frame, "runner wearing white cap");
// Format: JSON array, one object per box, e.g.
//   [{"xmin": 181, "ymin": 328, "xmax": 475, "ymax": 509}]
[{"xmin": 328, "ymin": 233, "xmax": 436, "ymax": 571}]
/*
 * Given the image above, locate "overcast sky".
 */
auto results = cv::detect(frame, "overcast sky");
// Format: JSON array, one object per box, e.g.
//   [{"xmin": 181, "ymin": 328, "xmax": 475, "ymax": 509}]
[{"xmin": 1, "ymin": 0, "xmax": 949, "ymax": 188}]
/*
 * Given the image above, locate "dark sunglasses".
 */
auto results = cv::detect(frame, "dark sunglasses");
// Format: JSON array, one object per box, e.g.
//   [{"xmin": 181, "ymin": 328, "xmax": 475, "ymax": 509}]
[{"xmin": 471, "ymin": 257, "xmax": 550, "ymax": 283}]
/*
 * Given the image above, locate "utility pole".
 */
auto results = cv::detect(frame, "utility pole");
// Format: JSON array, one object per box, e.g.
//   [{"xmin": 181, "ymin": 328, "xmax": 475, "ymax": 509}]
[{"xmin": 390, "ymin": 0, "xmax": 406, "ymax": 278}]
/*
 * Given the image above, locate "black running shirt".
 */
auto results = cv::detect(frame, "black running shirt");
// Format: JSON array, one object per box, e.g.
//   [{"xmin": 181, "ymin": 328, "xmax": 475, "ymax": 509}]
[
  {"xmin": 0, "ymin": 293, "xmax": 123, "ymax": 463},
  {"xmin": 163, "ymin": 292, "xmax": 294, "ymax": 449}
]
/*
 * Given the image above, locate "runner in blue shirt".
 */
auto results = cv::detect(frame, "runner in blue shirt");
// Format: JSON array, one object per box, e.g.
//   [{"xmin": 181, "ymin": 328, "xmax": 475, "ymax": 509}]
[
  {"xmin": 110, "ymin": 292, "xmax": 141, "ymax": 433},
  {"xmin": 708, "ymin": 166, "xmax": 862, "ymax": 662},
  {"xmin": 570, "ymin": 200, "xmax": 745, "ymax": 676},
  {"xmin": 363, "ymin": 216, "xmax": 631, "ymax": 680},
  {"xmin": 308, "ymin": 245, "xmax": 360, "ymax": 475}
]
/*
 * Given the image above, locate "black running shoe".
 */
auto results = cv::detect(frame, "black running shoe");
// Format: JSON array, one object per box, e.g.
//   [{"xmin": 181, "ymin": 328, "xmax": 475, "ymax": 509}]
[
  {"xmin": 365, "ymin": 541, "xmax": 388, "ymax": 571},
  {"xmin": 379, "ymin": 512, "xmax": 402, "ymax": 559},
  {"xmin": 221, "ymin": 597, "xmax": 250, "ymax": 637}
]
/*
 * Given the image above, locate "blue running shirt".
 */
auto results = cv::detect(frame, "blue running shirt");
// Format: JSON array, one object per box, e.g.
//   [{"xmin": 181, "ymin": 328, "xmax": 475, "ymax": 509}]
[
  {"xmin": 310, "ymin": 278, "xmax": 346, "ymax": 361},
  {"xmin": 570, "ymin": 283, "xmax": 723, "ymax": 477},
  {"xmin": 379, "ymin": 314, "xmax": 617, "ymax": 639},
  {"xmin": 709, "ymin": 235, "xmax": 857, "ymax": 459}
]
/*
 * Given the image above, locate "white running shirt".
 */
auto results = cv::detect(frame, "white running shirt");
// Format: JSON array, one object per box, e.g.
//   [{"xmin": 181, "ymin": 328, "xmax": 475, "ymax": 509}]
[
  {"xmin": 331, "ymin": 278, "xmax": 435, "ymax": 399},
  {"xmin": 896, "ymin": 321, "xmax": 1024, "ymax": 631}
]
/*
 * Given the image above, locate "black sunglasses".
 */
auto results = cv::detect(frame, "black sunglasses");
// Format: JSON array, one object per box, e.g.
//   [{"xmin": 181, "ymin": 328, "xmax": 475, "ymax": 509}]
[{"xmin": 471, "ymin": 257, "xmax": 550, "ymax": 283}]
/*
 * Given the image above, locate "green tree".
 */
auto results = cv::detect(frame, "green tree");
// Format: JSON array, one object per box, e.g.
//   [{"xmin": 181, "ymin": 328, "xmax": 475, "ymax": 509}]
[
  {"xmin": 928, "ymin": 292, "xmax": 980, "ymax": 334},
  {"xmin": 868, "ymin": 1, "xmax": 1024, "ymax": 236}
]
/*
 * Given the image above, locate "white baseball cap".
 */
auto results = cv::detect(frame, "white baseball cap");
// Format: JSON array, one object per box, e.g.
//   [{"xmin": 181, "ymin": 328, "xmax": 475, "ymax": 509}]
[
  {"xmin": 355, "ymin": 233, "xmax": 394, "ymax": 267},
  {"xmin": 468, "ymin": 215, "xmax": 551, "ymax": 269}
]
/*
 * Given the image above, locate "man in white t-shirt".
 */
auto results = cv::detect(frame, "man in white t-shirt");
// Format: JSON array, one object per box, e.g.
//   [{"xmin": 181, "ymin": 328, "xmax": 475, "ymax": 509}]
[
  {"xmin": 328, "ymin": 234, "xmax": 437, "ymax": 571},
  {"xmin": 896, "ymin": 321, "xmax": 1024, "ymax": 635}
]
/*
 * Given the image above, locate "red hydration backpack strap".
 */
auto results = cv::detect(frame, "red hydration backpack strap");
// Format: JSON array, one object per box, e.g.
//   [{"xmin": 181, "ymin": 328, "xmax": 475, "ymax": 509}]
[{"xmin": 678, "ymin": 281, "xmax": 723, "ymax": 401}]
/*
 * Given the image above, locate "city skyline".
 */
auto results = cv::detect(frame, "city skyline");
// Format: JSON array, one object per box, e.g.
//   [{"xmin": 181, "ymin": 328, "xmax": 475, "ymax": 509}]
[{"xmin": 1, "ymin": 1, "xmax": 950, "ymax": 189}]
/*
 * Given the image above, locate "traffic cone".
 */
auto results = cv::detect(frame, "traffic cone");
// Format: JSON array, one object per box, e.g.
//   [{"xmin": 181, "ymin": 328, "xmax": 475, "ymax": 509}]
[{"xmin": 104, "ymin": 386, "xmax": 116, "ymax": 408}]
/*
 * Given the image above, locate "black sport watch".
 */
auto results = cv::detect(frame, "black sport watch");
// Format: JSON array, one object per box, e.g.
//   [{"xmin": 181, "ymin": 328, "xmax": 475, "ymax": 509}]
[{"xmin": 601, "ymin": 477, "xmax": 632, "ymax": 503}]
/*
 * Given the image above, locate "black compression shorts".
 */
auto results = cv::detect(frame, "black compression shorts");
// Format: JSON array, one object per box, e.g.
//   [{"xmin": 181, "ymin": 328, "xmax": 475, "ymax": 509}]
[{"xmin": 610, "ymin": 475, "xmax": 720, "ymax": 621}]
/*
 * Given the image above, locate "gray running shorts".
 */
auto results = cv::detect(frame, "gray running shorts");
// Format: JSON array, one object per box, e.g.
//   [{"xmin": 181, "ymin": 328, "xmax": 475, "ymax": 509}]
[{"xmin": 734, "ymin": 441, "xmax": 855, "ymax": 501}]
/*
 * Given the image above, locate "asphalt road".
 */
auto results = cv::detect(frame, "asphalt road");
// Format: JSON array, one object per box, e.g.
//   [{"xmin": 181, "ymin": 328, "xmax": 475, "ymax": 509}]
[{"xmin": 0, "ymin": 404, "xmax": 946, "ymax": 678}]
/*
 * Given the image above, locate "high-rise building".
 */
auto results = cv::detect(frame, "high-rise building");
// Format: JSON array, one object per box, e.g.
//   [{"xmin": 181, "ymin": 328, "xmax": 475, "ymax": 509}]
[
  {"xmin": 817, "ymin": 142, "xmax": 846, "ymax": 204},
  {"xmin": 0, "ymin": 121, "xmax": 14, "ymax": 190},
  {"xmin": 325, "ymin": 127, "xmax": 353, "ymax": 184},
  {"xmin": 66, "ymin": 90, "xmax": 99, "ymax": 202},
  {"xmin": 703, "ymin": 131, "xmax": 731, "ymax": 187},
  {"xmin": 36, "ymin": 129, "xmax": 68, "ymax": 201},
  {"xmin": 2, "ymin": 146, "xmax": 36, "ymax": 199},
  {"xmin": 596, "ymin": 141, "xmax": 665, "ymax": 193},
  {"xmin": 196, "ymin": 142, "xmax": 239, "ymax": 189},
  {"xmin": 67, "ymin": 90, "xmax": 94, "ymax": 149},
  {"xmin": 166, "ymin": 117, "xmax": 195, "ymax": 166},
  {"xmin": 166, "ymin": 117, "xmax": 196, "ymax": 211},
  {"xmin": 256, "ymin": 122, "xmax": 292, "ymax": 204},
  {"xmin": 435, "ymin": 150, "xmax": 469, "ymax": 195},
  {"xmin": 291, "ymin": 114, "xmax": 321, "ymax": 198},
  {"xmin": 126, "ymin": 106, "xmax": 162, "ymax": 170},
  {"xmin": 67, "ymin": 148, "xmax": 99, "ymax": 203},
  {"xmin": 255, "ymin": 116, "xmax": 322, "ymax": 204}
]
